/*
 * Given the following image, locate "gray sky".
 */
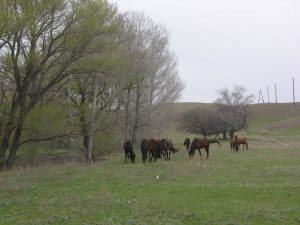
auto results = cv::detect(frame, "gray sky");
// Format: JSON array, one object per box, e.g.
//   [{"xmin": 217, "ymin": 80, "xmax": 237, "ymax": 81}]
[{"xmin": 112, "ymin": 0, "xmax": 300, "ymax": 103}]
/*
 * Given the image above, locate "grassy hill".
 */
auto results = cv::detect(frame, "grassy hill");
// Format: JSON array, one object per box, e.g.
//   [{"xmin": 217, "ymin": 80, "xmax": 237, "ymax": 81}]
[
  {"xmin": 1, "ymin": 102, "xmax": 300, "ymax": 225},
  {"xmin": 166, "ymin": 102, "xmax": 300, "ymax": 139}
]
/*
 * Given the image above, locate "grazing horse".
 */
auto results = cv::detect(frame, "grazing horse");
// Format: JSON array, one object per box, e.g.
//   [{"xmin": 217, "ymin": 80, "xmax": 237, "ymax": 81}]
[
  {"xmin": 183, "ymin": 138, "xmax": 190, "ymax": 151},
  {"xmin": 188, "ymin": 138, "xmax": 221, "ymax": 160},
  {"xmin": 123, "ymin": 140, "xmax": 136, "ymax": 163},
  {"xmin": 234, "ymin": 135, "xmax": 249, "ymax": 151},
  {"xmin": 158, "ymin": 138, "xmax": 177, "ymax": 160},
  {"xmin": 140, "ymin": 138, "xmax": 160, "ymax": 163}
]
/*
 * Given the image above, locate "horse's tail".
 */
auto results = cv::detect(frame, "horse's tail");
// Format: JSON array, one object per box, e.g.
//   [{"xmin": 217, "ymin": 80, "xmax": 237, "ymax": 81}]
[
  {"xmin": 140, "ymin": 139, "xmax": 148, "ymax": 163},
  {"xmin": 209, "ymin": 139, "xmax": 221, "ymax": 147}
]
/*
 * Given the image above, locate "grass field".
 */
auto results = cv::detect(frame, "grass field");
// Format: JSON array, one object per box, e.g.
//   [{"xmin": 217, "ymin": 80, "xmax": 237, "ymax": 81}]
[
  {"xmin": 1, "ymin": 138, "xmax": 300, "ymax": 225},
  {"xmin": 1, "ymin": 102, "xmax": 300, "ymax": 225}
]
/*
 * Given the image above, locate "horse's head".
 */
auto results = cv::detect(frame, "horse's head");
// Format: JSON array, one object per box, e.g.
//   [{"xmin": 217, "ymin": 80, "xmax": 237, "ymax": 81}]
[
  {"xmin": 188, "ymin": 149, "xmax": 194, "ymax": 160},
  {"xmin": 130, "ymin": 152, "xmax": 136, "ymax": 163},
  {"xmin": 183, "ymin": 138, "xmax": 190, "ymax": 151},
  {"xmin": 171, "ymin": 147, "xmax": 180, "ymax": 153}
]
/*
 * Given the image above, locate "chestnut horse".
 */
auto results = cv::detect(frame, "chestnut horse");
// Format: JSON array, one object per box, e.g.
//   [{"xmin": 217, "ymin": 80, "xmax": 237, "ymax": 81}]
[
  {"xmin": 230, "ymin": 138, "xmax": 237, "ymax": 151},
  {"xmin": 140, "ymin": 138, "xmax": 160, "ymax": 163},
  {"xmin": 123, "ymin": 140, "xmax": 135, "ymax": 163},
  {"xmin": 234, "ymin": 135, "xmax": 249, "ymax": 151},
  {"xmin": 188, "ymin": 138, "xmax": 221, "ymax": 160},
  {"xmin": 183, "ymin": 138, "xmax": 190, "ymax": 151},
  {"xmin": 158, "ymin": 138, "xmax": 177, "ymax": 160}
]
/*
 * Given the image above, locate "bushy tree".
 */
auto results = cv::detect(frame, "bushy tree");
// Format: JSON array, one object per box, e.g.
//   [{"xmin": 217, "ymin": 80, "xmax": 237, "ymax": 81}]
[{"xmin": 0, "ymin": 0, "xmax": 118, "ymax": 168}]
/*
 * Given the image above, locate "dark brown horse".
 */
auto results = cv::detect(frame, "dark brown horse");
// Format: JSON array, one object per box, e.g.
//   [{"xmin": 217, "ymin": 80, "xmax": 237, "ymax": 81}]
[
  {"xmin": 188, "ymin": 138, "xmax": 221, "ymax": 160},
  {"xmin": 183, "ymin": 138, "xmax": 190, "ymax": 151},
  {"xmin": 234, "ymin": 135, "xmax": 249, "ymax": 151},
  {"xmin": 140, "ymin": 138, "xmax": 160, "ymax": 163},
  {"xmin": 158, "ymin": 138, "xmax": 177, "ymax": 160},
  {"xmin": 123, "ymin": 140, "xmax": 135, "ymax": 163}
]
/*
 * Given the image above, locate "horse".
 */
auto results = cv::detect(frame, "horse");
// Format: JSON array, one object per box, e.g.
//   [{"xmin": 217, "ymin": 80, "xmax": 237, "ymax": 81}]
[
  {"xmin": 123, "ymin": 140, "xmax": 136, "ymax": 163},
  {"xmin": 230, "ymin": 138, "xmax": 237, "ymax": 151},
  {"xmin": 234, "ymin": 135, "xmax": 249, "ymax": 151},
  {"xmin": 183, "ymin": 138, "xmax": 190, "ymax": 151},
  {"xmin": 188, "ymin": 138, "xmax": 221, "ymax": 160},
  {"xmin": 140, "ymin": 138, "xmax": 160, "ymax": 163},
  {"xmin": 158, "ymin": 138, "xmax": 178, "ymax": 160}
]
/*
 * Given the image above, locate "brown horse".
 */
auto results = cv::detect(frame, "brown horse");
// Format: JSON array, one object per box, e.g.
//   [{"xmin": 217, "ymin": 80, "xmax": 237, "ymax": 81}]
[
  {"xmin": 188, "ymin": 138, "xmax": 221, "ymax": 160},
  {"xmin": 230, "ymin": 138, "xmax": 237, "ymax": 151},
  {"xmin": 158, "ymin": 138, "xmax": 178, "ymax": 160},
  {"xmin": 140, "ymin": 138, "xmax": 160, "ymax": 163},
  {"xmin": 183, "ymin": 138, "xmax": 190, "ymax": 151},
  {"xmin": 234, "ymin": 135, "xmax": 249, "ymax": 151}
]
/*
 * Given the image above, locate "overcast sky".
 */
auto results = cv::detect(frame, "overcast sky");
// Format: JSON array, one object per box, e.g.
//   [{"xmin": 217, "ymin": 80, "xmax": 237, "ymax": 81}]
[{"xmin": 112, "ymin": 0, "xmax": 300, "ymax": 103}]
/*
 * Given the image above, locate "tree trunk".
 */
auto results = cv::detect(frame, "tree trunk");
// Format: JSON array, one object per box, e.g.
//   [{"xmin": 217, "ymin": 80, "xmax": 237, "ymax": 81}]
[
  {"xmin": 87, "ymin": 136, "xmax": 93, "ymax": 163},
  {"xmin": 124, "ymin": 88, "xmax": 131, "ymax": 142},
  {"xmin": 131, "ymin": 83, "xmax": 141, "ymax": 146},
  {"xmin": 5, "ymin": 116, "xmax": 25, "ymax": 168},
  {"xmin": 0, "ymin": 101, "xmax": 19, "ymax": 169},
  {"xmin": 222, "ymin": 131, "xmax": 227, "ymax": 140},
  {"xmin": 229, "ymin": 130, "xmax": 234, "ymax": 139}
]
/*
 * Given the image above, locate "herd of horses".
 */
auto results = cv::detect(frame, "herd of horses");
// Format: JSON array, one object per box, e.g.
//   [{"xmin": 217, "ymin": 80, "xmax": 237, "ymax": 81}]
[{"xmin": 123, "ymin": 135, "xmax": 249, "ymax": 164}]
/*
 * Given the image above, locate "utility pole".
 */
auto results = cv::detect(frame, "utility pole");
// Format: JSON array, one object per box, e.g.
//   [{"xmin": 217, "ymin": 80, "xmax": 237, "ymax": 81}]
[
  {"xmin": 275, "ymin": 83, "xmax": 278, "ymax": 103},
  {"xmin": 292, "ymin": 77, "xmax": 296, "ymax": 112},
  {"xmin": 258, "ymin": 89, "xmax": 264, "ymax": 103},
  {"xmin": 267, "ymin": 86, "xmax": 270, "ymax": 103}
]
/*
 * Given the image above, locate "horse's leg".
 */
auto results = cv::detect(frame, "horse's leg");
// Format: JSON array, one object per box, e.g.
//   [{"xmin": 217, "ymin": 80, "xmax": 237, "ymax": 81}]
[
  {"xmin": 205, "ymin": 147, "xmax": 209, "ymax": 159},
  {"xmin": 198, "ymin": 149, "xmax": 202, "ymax": 160},
  {"xmin": 125, "ymin": 152, "xmax": 128, "ymax": 163},
  {"xmin": 149, "ymin": 152, "xmax": 153, "ymax": 163}
]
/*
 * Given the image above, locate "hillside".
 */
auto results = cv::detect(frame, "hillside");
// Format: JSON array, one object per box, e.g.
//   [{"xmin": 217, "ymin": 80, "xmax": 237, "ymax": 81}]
[{"xmin": 167, "ymin": 102, "xmax": 300, "ymax": 138}]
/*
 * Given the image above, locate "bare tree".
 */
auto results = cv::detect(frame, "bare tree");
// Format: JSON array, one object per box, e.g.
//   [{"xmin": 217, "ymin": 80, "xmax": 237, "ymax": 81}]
[
  {"xmin": 179, "ymin": 108, "xmax": 221, "ymax": 138},
  {"xmin": 215, "ymin": 86, "xmax": 254, "ymax": 138},
  {"xmin": 119, "ymin": 12, "xmax": 184, "ymax": 145}
]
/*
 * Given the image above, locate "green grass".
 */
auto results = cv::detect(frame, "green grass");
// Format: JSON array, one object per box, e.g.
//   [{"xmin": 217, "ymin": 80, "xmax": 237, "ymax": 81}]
[
  {"xmin": 1, "ymin": 140, "xmax": 300, "ymax": 225},
  {"xmin": 1, "ymin": 102, "xmax": 300, "ymax": 224}
]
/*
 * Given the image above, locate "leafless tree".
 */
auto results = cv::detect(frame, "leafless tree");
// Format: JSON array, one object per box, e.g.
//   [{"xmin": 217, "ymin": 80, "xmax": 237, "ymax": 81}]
[
  {"xmin": 119, "ymin": 12, "xmax": 184, "ymax": 145},
  {"xmin": 215, "ymin": 86, "xmax": 254, "ymax": 138},
  {"xmin": 179, "ymin": 108, "xmax": 221, "ymax": 138}
]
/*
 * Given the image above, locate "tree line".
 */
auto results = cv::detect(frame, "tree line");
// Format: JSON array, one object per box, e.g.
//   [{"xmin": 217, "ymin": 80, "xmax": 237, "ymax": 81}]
[
  {"xmin": 0, "ymin": 0, "xmax": 184, "ymax": 169},
  {"xmin": 179, "ymin": 86, "xmax": 254, "ymax": 139}
]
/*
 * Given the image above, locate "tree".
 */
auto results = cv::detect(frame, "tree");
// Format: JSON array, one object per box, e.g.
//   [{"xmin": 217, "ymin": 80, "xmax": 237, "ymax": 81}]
[
  {"xmin": 0, "ymin": 0, "xmax": 118, "ymax": 169},
  {"xmin": 119, "ymin": 12, "xmax": 184, "ymax": 145},
  {"xmin": 179, "ymin": 108, "xmax": 221, "ymax": 138},
  {"xmin": 215, "ymin": 86, "xmax": 254, "ymax": 138}
]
